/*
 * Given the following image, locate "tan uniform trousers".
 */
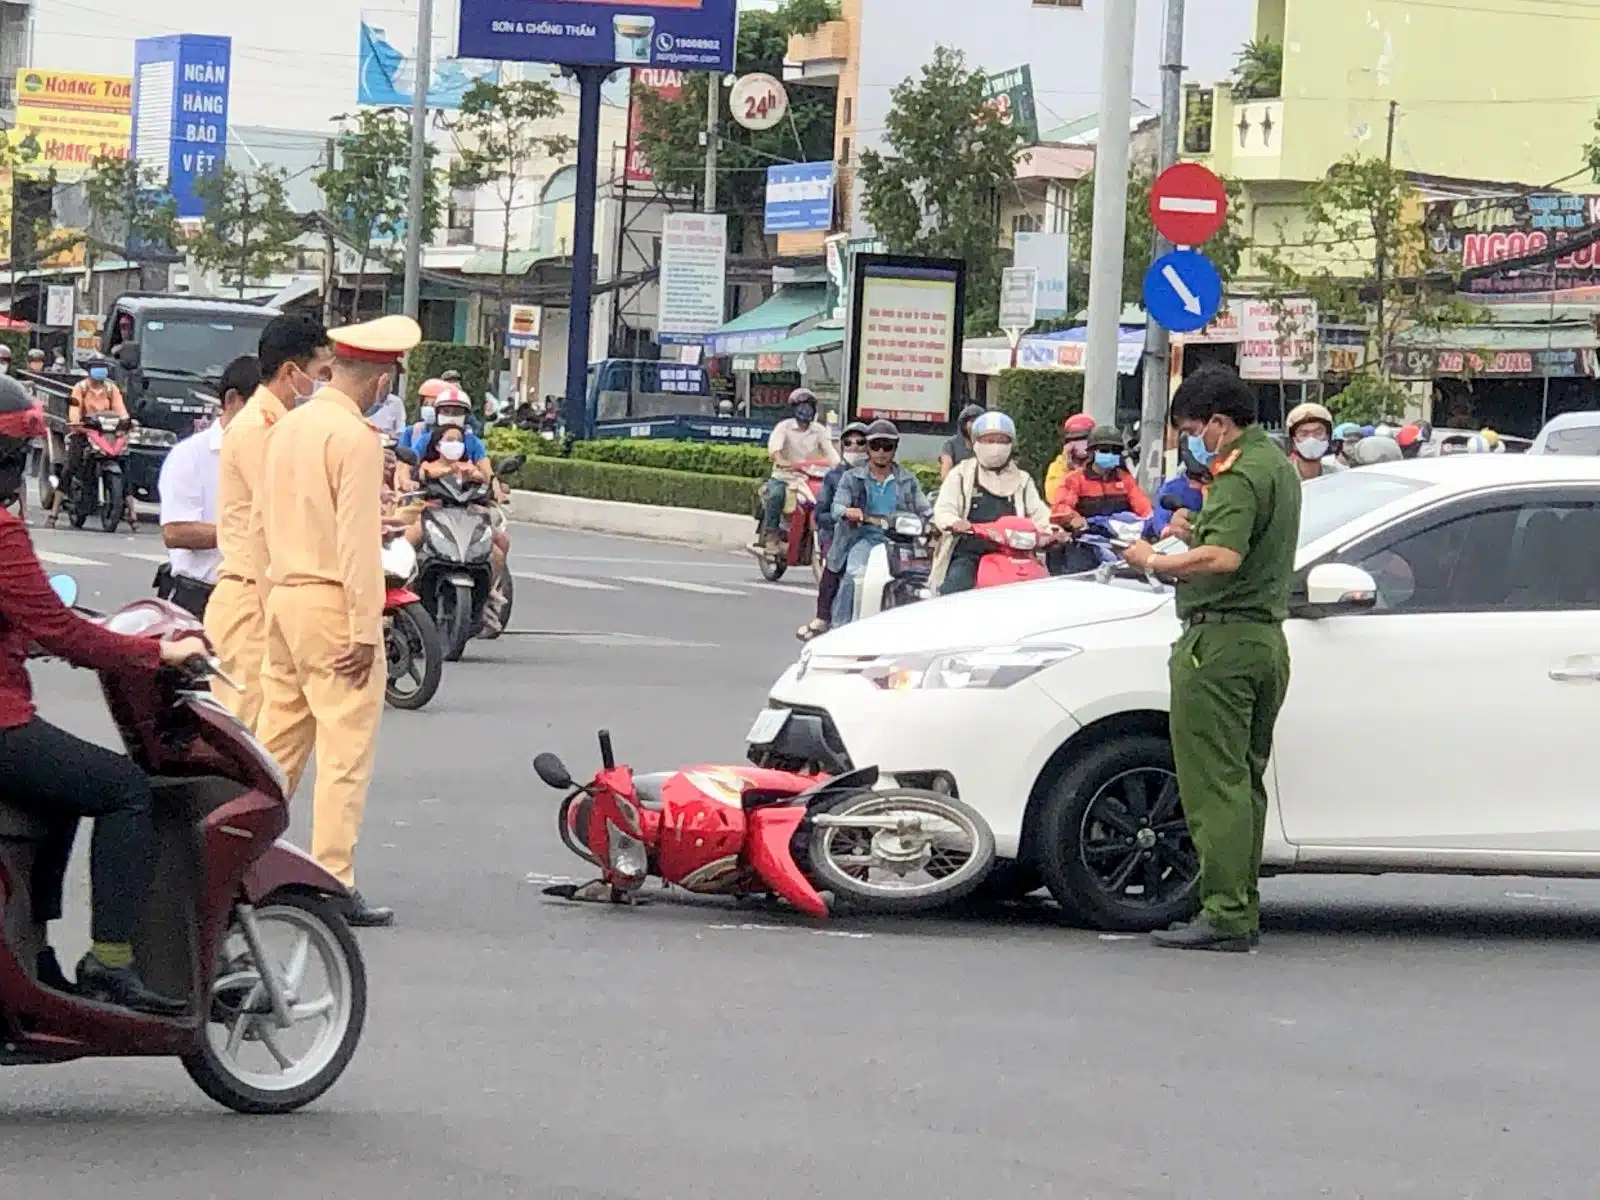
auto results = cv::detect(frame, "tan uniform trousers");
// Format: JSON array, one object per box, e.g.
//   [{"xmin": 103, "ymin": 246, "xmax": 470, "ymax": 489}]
[
  {"xmin": 205, "ymin": 575, "xmax": 267, "ymax": 732},
  {"xmin": 254, "ymin": 583, "xmax": 386, "ymax": 889}
]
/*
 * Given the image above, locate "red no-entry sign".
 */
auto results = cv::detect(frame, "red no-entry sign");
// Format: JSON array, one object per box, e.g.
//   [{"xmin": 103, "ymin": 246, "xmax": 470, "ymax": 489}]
[{"xmin": 1148, "ymin": 162, "xmax": 1228, "ymax": 246}]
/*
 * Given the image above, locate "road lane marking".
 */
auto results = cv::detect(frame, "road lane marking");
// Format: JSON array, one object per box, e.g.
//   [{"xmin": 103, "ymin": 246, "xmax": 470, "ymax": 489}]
[
  {"xmin": 748, "ymin": 582, "xmax": 816, "ymax": 597},
  {"xmin": 122, "ymin": 552, "xmax": 171, "ymax": 564},
  {"xmin": 620, "ymin": 575, "xmax": 747, "ymax": 597},
  {"xmin": 513, "ymin": 571, "xmax": 621, "ymax": 591},
  {"xmin": 37, "ymin": 551, "xmax": 106, "ymax": 567}
]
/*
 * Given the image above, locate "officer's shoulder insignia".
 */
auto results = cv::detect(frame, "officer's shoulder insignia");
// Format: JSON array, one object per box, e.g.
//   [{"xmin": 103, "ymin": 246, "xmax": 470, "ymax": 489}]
[{"xmin": 1212, "ymin": 449, "xmax": 1242, "ymax": 476}]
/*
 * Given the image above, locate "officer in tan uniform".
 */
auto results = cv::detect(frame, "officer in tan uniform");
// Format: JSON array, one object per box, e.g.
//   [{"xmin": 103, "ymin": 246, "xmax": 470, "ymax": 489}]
[
  {"xmin": 253, "ymin": 315, "xmax": 420, "ymax": 928},
  {"xmin": 206, "ymin": 315, "xmax": 333, "ymax": 729}
]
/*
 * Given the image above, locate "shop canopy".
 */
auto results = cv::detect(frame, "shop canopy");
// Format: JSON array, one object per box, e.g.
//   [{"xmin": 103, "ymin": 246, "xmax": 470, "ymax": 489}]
[
  {"xmin": 1387, "ymin": 320, "xmax": 1600, "ymax": 380},
  {"xmin": 704, "ymin": 284, "xmax": 829, "ymax": 358},
  {"xmin": 730, "ymin": 324, "xmax": 843, "ymax": 372},
  {"xmin": 961, "ymin": 325, "xmax": 1145, "ymax": 377}
]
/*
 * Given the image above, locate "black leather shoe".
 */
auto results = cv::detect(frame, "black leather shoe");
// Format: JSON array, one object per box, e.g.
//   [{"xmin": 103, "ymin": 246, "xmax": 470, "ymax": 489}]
[
  {"xmin": 75, "ymin": 955, "xmax": 187, "ymax": 1016},
  {"xmin": 343, "ymin": 891, "xmax": 395, "ymax": 928},
  {"xmin": 1150, "ymin": 918, "xmax": 1252, "ymax": 953},
  {"xmin": 36, "ymin": 948, "xmax": 74, "ymax": 993}
]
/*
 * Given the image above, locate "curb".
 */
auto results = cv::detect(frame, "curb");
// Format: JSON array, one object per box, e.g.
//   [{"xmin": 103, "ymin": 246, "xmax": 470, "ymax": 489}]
[{"xmin": 507, "ymin": 489, "xmax": 752, "ymax": 551}]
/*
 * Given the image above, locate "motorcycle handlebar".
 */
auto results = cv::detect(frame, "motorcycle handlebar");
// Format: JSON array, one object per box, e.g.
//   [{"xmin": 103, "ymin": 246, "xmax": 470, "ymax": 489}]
[{"xmin": 598, "ymin": 729, "xmax": 615, "ymax": 770}]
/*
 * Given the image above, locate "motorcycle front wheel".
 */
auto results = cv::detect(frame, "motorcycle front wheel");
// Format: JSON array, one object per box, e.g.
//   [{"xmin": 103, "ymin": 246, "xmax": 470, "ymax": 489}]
[
  {"xmin": 100, "ymin": 471, "xmax": 125, "ymax": 533},
  {"xmin": 808, "ymin": 789, "xmax": 996, "ymax": 914},
  {"xmin": 385, "ymin": 601, "xmax": 443, "ymax": 710},
  {"xmin": 437, "ymin": 582, "xmax": 474, "ymax": 662},
  {"xmin": 182, "ymin": 891, "xmax": 367, "ymax": 1115}
]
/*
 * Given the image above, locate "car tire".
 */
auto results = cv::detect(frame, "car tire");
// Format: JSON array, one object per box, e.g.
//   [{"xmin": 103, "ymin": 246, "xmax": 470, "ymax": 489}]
[{"xmin": 1036, "ymin": 734, "xmax": 1201, "ymax": 932}]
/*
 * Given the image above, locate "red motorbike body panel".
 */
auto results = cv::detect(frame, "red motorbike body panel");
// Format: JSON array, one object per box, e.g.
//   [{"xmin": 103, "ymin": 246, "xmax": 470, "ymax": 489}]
[
  {"xmin": 745, "ymin": 806, "xmax": 829, "ymax": 918},
  {"xmin": 385, "ymin": 586, "xmax": 420, "ymax": 608},
  {"xmin": 972, "ymin": 515, "xmax": 1052, "ymax": 589}
]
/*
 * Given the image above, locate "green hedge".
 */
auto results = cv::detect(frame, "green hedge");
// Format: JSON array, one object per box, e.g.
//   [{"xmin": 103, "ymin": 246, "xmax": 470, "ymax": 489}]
[
  {"xmin": 992, "ymin": 370, "xmax": 1085, "ymax": 478},
  {"xmin": 0, "ymin": 331, "xmax": 29, "ymax": 362},
  {"xmin": 507, "ymin": 456, "xmax": 757, "ymax": 515},
  {"xmin": 572, "ymin": 438, "xmax": 772, "ymax": 478},
  {"xmin": 405, "ymin": 342, "xmax": 493, "ymax": 414},
  {"xmin": 484, "ymin": 425, "xmax": 564, "ymax": 458}
]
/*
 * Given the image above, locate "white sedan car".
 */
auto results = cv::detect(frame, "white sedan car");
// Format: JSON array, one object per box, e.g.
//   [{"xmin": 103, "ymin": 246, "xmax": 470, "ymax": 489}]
[{"xmin": 750, "ymin": 455, "xmax": 1600, "ymax": 931}]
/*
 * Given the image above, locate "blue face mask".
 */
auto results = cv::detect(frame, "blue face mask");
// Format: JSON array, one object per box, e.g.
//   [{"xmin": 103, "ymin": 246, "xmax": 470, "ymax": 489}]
[
  {"xmin": 1093, "ymin": 451, "xmax": 1121, "ymax": 471},
  {"xmin": 1185, "ymin": 433, "xmax": 1216, "ymax": 467},
  {"xmin": 89, "ymin": 366, "xmax": 109, "ymax": 382}
]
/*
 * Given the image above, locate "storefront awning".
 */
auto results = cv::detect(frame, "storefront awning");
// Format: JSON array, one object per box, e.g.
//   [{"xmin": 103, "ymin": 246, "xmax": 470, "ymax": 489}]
[
  {"xmin": 705, "ymin": 285, "xmax": 829, "ymax": 357},
  {"xmin": 1386, "ymin": 322, "xmax": 1600, "ymax": 380},
  {"xmin": 961, "ymin": 326, "xmax": 1145, "ymax": 377},
  {"xmin": 731, "ymin": 325, "xmax": 843, "ymax": 372}
]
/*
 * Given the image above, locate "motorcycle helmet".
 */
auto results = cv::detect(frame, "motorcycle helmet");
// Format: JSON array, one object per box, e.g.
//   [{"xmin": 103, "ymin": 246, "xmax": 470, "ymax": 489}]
[
  {"xmin": 1062, "ymin": 413, "xmax": 1095, "ymax": 440},
  {"xmin": 864, "ymin": 418, "xmax": 900, "ymax": 449},
  {"xmin": 1373, "ymin": 423, "xmax": 1396, "ymax": 439},
  {"xmin": 1332, "ymin": 422, "xmax": 1361, "ymax": 441},
  {"xmin": 839, "ymin": 420, "xmax": 870, "ymax": 466},
  {"xmin": 1479, "ymin": 427, "xmax": 1504, "ymax": 452},
  {"xmin": 1087, "ymin": 425, "xmax": 1125, "ymax": 452},
  {"xmin": 958, "ymin": 402, "xmax": 985, "ymax": 432},
  {"xmin": 418, "ymin": 378, "xmax": 450, "ymax": 400},
  {"xmin": 1395, "ymin": 423, "xmax": 1425, "ymax": 458},
  {"xmin": 1286, "ymin": 401, "xmax": 1334, "ymax": 439},
  {"xmin": 433, "ymin": 385, "xmax": 472, "ymax": 428},
  {"xmin": 789, "ymin": 387, "xmax": 818, "ymax": 424},
  {"xmin": 1352, "ymin": 435, "xmax": 1404, "ymax": 465},
  {"xmin": 971, "ymin": 411, "xmax": 1016, "ymax": 441},
  {"xmin": 0, "ymin": 375, "xmax": 44, "ymax": 503}
]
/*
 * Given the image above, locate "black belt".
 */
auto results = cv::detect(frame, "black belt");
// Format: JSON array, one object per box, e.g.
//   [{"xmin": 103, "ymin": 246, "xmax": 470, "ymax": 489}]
[{"xmin": 1183, "ymin": 611, "xmax": 1272, "ymax": 628}]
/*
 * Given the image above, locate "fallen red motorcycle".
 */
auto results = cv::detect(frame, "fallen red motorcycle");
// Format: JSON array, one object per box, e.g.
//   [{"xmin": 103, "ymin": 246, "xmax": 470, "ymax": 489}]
[
  {"xmin": 971, "ymin": 515, "xmax": 1062, "ymax": 589},
  {"xmin": 750, "ymin": 459, "xmax": 832, "ymax": 583},
  {"xmin": 0, "ymin": 579, "xmax": 367, "ymax": 1114},
  {"xmin": 535, "ymin": 718, "xmax": 996, "ymax": 916}
]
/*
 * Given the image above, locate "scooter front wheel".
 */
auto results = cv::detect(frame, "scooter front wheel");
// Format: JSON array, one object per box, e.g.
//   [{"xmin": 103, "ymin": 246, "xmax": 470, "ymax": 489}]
[
  {"xmin": 809, "ymin": 789, "xmax": 996, "ymax": 914},
  {"xmin": 182, "ymin": 891, "xmax": 367, "ymax": 1115}
]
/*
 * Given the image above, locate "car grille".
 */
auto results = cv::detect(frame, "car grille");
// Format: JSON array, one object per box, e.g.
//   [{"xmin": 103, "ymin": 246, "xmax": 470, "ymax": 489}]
[{"xmin": 753, "ymin": 701, "xmax": 855, "ymax": 772}]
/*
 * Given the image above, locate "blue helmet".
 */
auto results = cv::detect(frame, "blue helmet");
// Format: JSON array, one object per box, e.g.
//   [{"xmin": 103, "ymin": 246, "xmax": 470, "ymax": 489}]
[{"xmin": 970, "ymin": 411, "xmax": 1015, "ymax": 441}]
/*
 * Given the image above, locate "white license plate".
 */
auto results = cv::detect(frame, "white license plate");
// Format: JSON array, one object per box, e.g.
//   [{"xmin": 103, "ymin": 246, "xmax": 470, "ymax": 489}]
[{"xmin": 746, "ymin": 708, "xmax": 789, "ymax": 746}]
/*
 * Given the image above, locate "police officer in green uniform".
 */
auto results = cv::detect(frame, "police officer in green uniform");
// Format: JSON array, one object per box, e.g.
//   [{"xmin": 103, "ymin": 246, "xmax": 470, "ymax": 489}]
[{"xmin": 1121, "ymin": 364, "xmax": 1301, "ymax": 952}]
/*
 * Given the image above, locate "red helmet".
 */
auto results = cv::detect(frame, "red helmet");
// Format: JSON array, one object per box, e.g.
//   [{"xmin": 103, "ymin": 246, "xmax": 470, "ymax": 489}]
[
  {"xmin": 1063, "ymin": 413, "xmax": 1095, "ymax": 439},
  {"xmin": 1396, "ymin": 423, "xmax": 1424, "ymax": 449}
]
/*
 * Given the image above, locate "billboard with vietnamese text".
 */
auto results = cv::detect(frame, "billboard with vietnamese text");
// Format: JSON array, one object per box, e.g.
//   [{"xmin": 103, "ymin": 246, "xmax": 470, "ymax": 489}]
[
  {"xmin": 458, "ymin": 0, "xmax": 739, "ymax": 72},
  {"xmin": 14, "ymin": 70, "xmax": 133, "ymax": 182},
  {"xmin": 847, "ymin": 254, "xmax": 965, "ymax": 425}
]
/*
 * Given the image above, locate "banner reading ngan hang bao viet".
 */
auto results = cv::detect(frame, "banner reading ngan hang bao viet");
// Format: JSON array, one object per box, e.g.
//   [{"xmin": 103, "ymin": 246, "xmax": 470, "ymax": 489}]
[{"xmin": 14, "ymin": 69, "xmax": 133, "ymax": 181}]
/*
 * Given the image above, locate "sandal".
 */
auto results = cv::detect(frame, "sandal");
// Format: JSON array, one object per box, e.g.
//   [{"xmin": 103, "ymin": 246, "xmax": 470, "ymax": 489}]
[{"xmin": 796, "ymin": 618, "xmax": 829, "ymax": 642}]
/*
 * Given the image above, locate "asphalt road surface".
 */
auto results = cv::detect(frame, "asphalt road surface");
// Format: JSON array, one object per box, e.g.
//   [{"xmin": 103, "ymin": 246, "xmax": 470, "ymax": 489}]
[{"xmin": 4, "ymin": 517, "xmax": 1599, "ymax": 1199}]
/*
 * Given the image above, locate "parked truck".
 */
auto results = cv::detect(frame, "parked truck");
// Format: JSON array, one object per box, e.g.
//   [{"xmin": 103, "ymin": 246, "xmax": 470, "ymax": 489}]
[{"xmin": 22, "ymin": 293, "xmax": 280, "ymax": 509}]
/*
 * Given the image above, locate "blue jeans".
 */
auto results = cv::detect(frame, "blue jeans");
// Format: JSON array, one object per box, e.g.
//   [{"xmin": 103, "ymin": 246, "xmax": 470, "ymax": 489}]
[
  {"xmin": 760, "ymin": 479, "xmax": 787, "ymax": 534},
  {"xmin": 831, "ymin": 536, "xmax": 883, "ymax": 627}
]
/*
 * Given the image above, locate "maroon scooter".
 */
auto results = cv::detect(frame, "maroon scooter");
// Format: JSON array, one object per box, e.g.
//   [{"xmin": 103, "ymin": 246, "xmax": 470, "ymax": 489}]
[{"xmin": 0, "ymin": 582, "xmax": 367, "ymax": 1114}]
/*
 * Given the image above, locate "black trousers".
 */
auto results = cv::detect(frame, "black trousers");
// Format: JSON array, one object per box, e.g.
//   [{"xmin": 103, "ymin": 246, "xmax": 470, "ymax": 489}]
[
  {"xmin": 816, "ymin": 566, "xmax": 843, "ymax": 622},
  {"xmin": 0, "ymin": 718, "xmax": 158, "ymax": 943},
  {"xmin": 153, "ymin": 564, "xmax": 213, "ymax": 620},
  {"xmin": 62, "ymin": 432, "xmax": 86, "ymax": 488}
]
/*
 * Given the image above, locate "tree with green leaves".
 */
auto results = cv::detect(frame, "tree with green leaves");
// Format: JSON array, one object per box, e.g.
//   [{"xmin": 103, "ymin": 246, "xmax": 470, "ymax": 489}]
[
  {"xmin": 860, "ymin": 45, "xmax": 1024, "ymax": 332},
  {"xmin": 450, "ymin": 78, "xmax": 573, "ymax": 337},
  {"xmin": 1062, "ymin": 168, "xmax": 1251, "ymax": 321},
  {"xmin": 1256, "ymin": 153, "xmax": 1481, "ymax": 424},
  {"xmin": 631, "ymin": 0, "xmax": 839, "ymax": 257},
  {"xmin": 1229, "ymin": 38, "xmax": 1283, "ymax": 101},
  {"xmin": 189, "ymin": 165, "xmax": 303, "ymax": 297},
  {"xmin": 82, "ymin": 154, "xmax": 180, "ymax": 263},
  {"xmin": 317, "ymin": 109, "xmax": 442, "ymax": 320}
]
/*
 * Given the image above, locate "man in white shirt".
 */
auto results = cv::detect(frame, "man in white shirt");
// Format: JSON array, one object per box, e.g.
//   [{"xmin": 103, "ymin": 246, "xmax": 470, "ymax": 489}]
[
  {"xmin": 365, "ymin": 389, "xmax": 408, "ymax": 437},
  {"xmin": 755, "ymin": 388, "xmax": 838, "ymax": 552},
  {"xmin": 156, "ymin": 356, "xmax": 258, "ymax": 618}
]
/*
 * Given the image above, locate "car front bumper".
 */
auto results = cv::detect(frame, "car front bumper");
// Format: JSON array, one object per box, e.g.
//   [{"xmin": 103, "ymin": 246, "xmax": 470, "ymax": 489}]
[{"xmin": 761, "ymin": 665, "xmax": 1083, "ymax": 859}]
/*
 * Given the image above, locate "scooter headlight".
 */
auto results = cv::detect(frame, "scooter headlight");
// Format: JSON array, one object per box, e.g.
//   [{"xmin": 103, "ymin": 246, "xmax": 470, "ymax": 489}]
[
  {"xmin": 606, "ymin": 820, "xmax": 649, "ymax": 881},
  {"xmin": 858, "ymin": 644, "xmax": 1082, "ymax": 691},
  {"xmin": 1003, "ymin": 529, "xmax": 1039, "ymax": 550}
]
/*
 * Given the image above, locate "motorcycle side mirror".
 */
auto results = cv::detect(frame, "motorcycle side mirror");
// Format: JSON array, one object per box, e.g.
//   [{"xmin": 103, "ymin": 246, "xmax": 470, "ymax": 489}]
[
  {"xmin": 114, "ymin": 342, "xmax": 141, "ymax": 371},
  {"xmin": 48, "ymin": 574, "xmax": 78, "ymax": 607},
  {"xmin": 393, "ymin": 446, "xmax": 418, "ymax": 466},
  {"xmin": 534, "ymin": 753, "xmax": 575, "ymax": 791},
  {"xmin": 495, "ymin": 454, "xmax": 526, "ymax": 477}
]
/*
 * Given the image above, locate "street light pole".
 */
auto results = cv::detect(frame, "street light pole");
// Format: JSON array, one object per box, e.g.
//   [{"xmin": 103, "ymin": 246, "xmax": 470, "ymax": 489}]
[
  {"xmin": 1136, "ymin": 0, "xmax": 1186, "ymax": 494},
  {"xmin": 703, "ymin": 75, "xmax": 720, "ymax": 214},
  {"xmin": 401, "ymin": 0, "xmax": 433, "ymax": 323},
  {"xmin": 1082, "ymin": 0, "xmax": 1139, "ymax": 426}
]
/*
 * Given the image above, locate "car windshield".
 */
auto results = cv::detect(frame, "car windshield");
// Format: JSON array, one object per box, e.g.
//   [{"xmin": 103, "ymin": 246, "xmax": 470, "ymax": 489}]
[
  {"xmin": 1544, "ymin": 424, "xmax": 1600, "ymax": 456},
  {"xmin": 1297, "ymin": 469, "xmax": 1430, "ymax": 550},
  {"xmin": 141, "ymin": 318, "xmax": 269, "ymax": 377}
]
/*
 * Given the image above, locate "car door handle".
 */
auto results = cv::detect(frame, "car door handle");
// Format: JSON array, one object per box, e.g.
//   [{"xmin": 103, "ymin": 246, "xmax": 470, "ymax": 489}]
[{"xmin": 1549, "ymin": 665, "xmax": 1600, "ymax": 682}]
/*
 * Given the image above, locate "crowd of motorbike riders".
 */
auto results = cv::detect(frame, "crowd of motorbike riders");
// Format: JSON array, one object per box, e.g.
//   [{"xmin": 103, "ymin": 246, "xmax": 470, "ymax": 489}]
[{"xmin": 757, "ymin": 387, "xmax": 1513, "ymax": 641}]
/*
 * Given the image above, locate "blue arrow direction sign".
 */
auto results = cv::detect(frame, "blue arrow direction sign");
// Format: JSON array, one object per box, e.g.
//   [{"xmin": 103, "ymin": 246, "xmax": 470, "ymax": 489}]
[{"xmin": 1142, "ymin": 250, "xmax": 1223, "ymax": 334}]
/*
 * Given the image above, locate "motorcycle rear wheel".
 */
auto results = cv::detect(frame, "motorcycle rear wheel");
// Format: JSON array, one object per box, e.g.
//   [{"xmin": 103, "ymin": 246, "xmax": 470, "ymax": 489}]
[
  {"xmin": 758, "ymin": 553, "xmax": 788, "ymax": 582},
  {"xmin": 182, "ymin": 892, "xmax": 367, "ymax": 1115},
  {"xmin": 100, "ymin": 472, "xmax": 124, "ymax": 533},
  {"xmin": 809, "ymin": 789, "xmax": 996, "ymax": 914},
  {"xmin": 385, "ymin": 601, "xmax": 443, "ymax": 710}
]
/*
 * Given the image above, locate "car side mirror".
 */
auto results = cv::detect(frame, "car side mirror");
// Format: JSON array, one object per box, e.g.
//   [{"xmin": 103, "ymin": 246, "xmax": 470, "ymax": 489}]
[
  {"xmin": 48, "ymin": 574, "xmax": 78, "ymax": 607},
  {"xmin": 1295, "ymin": 563, "xmax": 1379, "ymax": 619},
  {"xmin": 114, "ymin": 342, "xmax": 141, "ymax": 371}
]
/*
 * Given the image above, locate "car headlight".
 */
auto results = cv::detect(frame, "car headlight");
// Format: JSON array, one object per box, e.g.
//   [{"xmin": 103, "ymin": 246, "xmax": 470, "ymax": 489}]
[
  {"xmin": 856, "ymin": 645, "xmax": 1082, "ymax": 691},
  {"xmin": 129, "ymin": 427, "xmax": 177, "ymax": 448}
]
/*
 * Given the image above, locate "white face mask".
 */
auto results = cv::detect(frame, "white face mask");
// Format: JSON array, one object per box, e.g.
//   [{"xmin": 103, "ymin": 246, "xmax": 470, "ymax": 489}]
[
  {"xmin": 1295, "ymin": 437, "xmax": 1329, "ymax": 461},
  {"xmin": 419, "ymin": 405, "xmax": 436, "ymax": 426},
  {"xmin": 973, "ymin": 442, "xmax": 1013, "ymax": 470},
  {"xmin": 843, "ymin": 450, "xmax": 867, "ymax": 468},
  {"xmin": 438, "ymin": 439, "xmax": 466, "ymax": 462}
]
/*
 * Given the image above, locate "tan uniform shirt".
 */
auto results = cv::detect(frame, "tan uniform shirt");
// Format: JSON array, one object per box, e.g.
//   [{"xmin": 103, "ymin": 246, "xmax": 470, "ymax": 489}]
[
  {"xmin": 258, "ymin": 387, "xmax": 385, "ymax": 647},
  {"xmin": 216, "ymin": 386, "xmax": 287, "ymax": 584},
  {"xmin": 69, "ymin": 379, "xmax": 128, "ymax": 419}
]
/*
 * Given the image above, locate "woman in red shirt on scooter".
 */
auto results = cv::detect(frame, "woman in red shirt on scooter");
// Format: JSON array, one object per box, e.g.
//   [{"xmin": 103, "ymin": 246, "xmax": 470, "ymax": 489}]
[{"xmin": 0, "ymin": 375, "xmax": 208, "ymax": 1014}]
